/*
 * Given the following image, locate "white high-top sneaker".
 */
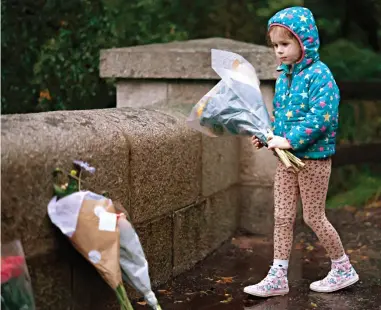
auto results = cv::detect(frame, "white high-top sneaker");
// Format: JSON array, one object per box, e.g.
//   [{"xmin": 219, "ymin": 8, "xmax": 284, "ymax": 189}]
[
  {"xmin": 310, "ymin": 257, "xmax": 359, "ymax": 293},
  {"xmin": 244, "ymin": 265, "xmax": 289, "ymax": 297}
]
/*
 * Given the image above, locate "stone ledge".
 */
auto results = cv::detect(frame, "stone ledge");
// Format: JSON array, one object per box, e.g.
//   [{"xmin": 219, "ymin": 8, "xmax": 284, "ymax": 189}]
[
  {"xmin": 100, "ymin": 38, "xmax": 277, "ymax": 80},
  {"xmin": 109, "ymin": 107, "xmax": 202, "ymax": 223},
  {"xmin": 1, "ymin": 110, "xmax": 130, "ymax": 255},
  {"xmin": 1, "ymin": 107, "xmax": 200, "ymax": 308}
]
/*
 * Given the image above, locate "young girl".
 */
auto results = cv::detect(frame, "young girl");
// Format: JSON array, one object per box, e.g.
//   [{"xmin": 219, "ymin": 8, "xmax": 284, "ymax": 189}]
[{"xmin": 244, "ymin": 6, "xmax": 359, "ymax": 297}]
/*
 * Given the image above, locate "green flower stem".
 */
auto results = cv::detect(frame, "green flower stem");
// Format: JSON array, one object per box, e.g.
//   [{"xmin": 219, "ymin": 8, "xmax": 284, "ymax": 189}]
[
  {"xmin": 285, "ymin": 150, "xmax": 305, "ymax": 168},
  {"xmin": 78, "ymin": 169, "xmax": 82, "ymax": 191},
  {"xmin": 1, "ymin": 275, "xmax": 35, "ymax": 310},
  {"xmin": 116, "ymin": 284, "xmax": 134, "ymax": 310}
]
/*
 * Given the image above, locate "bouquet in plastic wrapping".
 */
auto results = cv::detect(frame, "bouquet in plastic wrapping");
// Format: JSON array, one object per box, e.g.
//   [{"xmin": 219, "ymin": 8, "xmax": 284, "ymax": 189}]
[
  {"xmin": 1, "ymin": 240, "xmax": 36, "ymax": 310},
  {"xmin": 47, "ymin": 160, "xmax": 162, "ymax": 310},
  {"xmin": 187, "ymin": 49, "xmax": 304, "ymax": 172}
]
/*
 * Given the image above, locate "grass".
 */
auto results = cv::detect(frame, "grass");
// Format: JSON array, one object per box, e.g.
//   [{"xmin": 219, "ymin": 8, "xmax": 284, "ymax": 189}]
[
  {"xmin": 326, "ymin": 99, "xmax": 381, "ymax": 209},
  {"xmin": 337, "ymin": 100, "xmax": 381, "ymax": 144},
  {"xmin": 327, "ymin": 164, "xmax": 381, "ymax": 209}
]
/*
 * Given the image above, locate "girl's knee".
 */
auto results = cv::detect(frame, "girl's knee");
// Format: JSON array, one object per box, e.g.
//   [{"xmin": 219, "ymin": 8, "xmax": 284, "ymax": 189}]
[
  {"xmin": 303, "ymin": 213, "xmax": 326, "ymax": 229},
  {"xmin": 275, "ymin": 215, "xmax": 295, "ymax": 228}
]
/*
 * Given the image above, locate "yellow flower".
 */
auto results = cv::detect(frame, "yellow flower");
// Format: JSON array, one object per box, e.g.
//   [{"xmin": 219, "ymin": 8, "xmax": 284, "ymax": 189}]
[
  {"xmin": 232, "ymin": 59, "xmax": 241, "ymax": 70},
  {"xmin": 197, "ymin": 100, "xmax": 208, "ymax": 117},
  {"xmin": 70, "ymin": 170, "xmax": 77, "ymax": 176},
  {"xmin": 60, "ymin": 183, "xmax": 68, "ymax": 190}
]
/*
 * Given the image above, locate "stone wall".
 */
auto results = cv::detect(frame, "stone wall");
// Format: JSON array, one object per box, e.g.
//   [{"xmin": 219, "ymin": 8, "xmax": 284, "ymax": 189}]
[
  {"xmin": 1, "ymin": 37, "xmax": 279, "ymax": 309},
  {"xmin": 100, "ymin": 38, "xmax": 279, "ymax": 236},
  {"xmin": 1, "ymin": 107, "xmax": 240, "ymax": 309}
]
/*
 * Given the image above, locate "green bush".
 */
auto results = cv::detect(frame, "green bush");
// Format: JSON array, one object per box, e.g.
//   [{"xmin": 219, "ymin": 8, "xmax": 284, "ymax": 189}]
[
  {"xmin": 337, "ymin": 100, "xmax": 381, "ymax": 144},
  {"xmin": 1, "ymin": 0, "xmax": 190, "ymax": 114},
  {"xmin": 32, "ymin": 1, "xmax": 120, "ymax": 112},
  {"xmin": 320, "ymin": 39, "xmax": 381, "ymax": 81},
  {"xmin": 1, "ymin": 0, "xmax": 119, "ymax": 113},
  {"xmin": 2, "ymin": 1, "xmax": 380, "ymax": 114}
]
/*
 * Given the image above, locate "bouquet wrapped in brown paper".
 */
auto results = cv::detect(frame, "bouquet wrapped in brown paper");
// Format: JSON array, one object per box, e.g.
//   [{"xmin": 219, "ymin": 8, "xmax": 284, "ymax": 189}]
[{"xmin": 47, "ymin": 161, "xmax": 133, "ymax": 310}]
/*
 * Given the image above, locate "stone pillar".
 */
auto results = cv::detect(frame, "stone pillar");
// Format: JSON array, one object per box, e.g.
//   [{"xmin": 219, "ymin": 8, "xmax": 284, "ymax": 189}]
[
  {"xmin": 240, "ymin": 81, "xmax": 278, "ymax": 235},
  {"xmin": 100, "ymin": 38, "xmax": 278, "ymax": 235}
]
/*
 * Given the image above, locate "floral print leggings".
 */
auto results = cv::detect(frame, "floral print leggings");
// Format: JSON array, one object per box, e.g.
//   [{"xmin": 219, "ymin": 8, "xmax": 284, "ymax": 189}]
[{"xmin": 273, "ymin": 158, "xmax": 345, "ymax": 260}]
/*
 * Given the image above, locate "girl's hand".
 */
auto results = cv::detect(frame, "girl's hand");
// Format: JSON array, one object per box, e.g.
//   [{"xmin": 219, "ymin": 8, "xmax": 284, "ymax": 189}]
[
  {"xmin": 267, "ymin": 136, "xmax": 292, "ymax": 150},
  {"xmin": 251, "ymin": 136, "xmax": 264, "ymax": 149}
]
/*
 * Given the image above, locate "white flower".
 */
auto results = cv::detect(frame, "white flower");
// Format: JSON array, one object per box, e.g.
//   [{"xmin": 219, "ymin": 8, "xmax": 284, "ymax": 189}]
[{"xmin": 73, "ymin": 160, "xmax": 96, "ymax": 174}]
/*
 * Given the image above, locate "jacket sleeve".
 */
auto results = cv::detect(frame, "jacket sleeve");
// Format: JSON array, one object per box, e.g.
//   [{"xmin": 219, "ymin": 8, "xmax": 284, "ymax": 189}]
[
  {"xmin": 270, "ymin": 76, "xmax": 282, "ymax": 138},
  {"xmin": 285, "ymin": 76, "xmax": 339, "ymax": 151}
]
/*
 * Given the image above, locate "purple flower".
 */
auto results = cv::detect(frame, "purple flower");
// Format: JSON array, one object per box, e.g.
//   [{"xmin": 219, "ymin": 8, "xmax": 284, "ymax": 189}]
[{"xmin": 73, "ymin": 160, "xmax": 96, "ymax": 174}]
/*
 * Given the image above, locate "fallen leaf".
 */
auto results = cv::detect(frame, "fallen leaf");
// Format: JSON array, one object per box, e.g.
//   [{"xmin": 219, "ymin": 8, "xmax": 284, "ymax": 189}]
[
  {"xmin": 295, "ymin": 243, "xmax": 303, "ymax": 250},
  {"xmin": 216, "ymin": 277, "xmax": 234, "ymax": 284},
  {"xmin": 220, "ymin": 294, "xmax": 233, "ymax": 304},
  {"xmin": 365, "ymin": 200, "xmax": 381, "ymax": 209},
  {"xmin": 205, "ymin": 277, "xmax": 214, "ymax": 281},
  {"xmin": 347, "ymin": 249, "xmax": 354, "ymax": 254},
  {"xmin": 311, "ymin": 302, "xmax": 318, "ymax": 308},
  {"xmin": 306, "ymin": 244, "xmax": 315, "ymax": 251},
  {"xmin": 357, "ymin": 210, "xmax": 367, "ymax": 216},
  {"xmin": 158, "ymin": 290, "xmax": 172, "ymax": 296},
  {"xmin": 361, "ymin": 256, "xmax": 369, "ymax": 260},
  {"xmin": 343, "ymin": 205, "xmax": 357, "ymax": 213},
  {"xmin": 137, "ymin": 301, "xmax": 147, "ymax": 306},
  {"xmin": 39, "ymin": 89, "xmax": 52, "ymax": 101},
  {"xmin": 174, "ymin": 300, "xmax": 183, "ymax": 303}
]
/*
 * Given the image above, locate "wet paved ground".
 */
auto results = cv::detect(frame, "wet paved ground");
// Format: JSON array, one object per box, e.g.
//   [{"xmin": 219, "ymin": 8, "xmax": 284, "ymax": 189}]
[{"xmin": 134, "ymin": 205, "xmax": 381, "ymax": 310}]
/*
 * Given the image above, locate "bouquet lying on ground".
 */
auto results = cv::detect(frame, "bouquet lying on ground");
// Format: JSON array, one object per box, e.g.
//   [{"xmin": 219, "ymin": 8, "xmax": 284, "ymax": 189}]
[
  {"xmin": 47, "ymin": 161, "xmax": 162, "ymax": 310},
  {"xmin": 1, "ymin": 240, "xmax": 36, "ymax": 310},
  {"xmin": 187, "ymin": 49, "xmax": 305, "ymax": 173}
]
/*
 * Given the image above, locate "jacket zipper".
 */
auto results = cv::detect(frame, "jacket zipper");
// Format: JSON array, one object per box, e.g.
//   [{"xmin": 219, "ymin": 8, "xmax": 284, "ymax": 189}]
[{"xmin": 286, "ymin": 67, "xmax": 294, "ymax": 96}]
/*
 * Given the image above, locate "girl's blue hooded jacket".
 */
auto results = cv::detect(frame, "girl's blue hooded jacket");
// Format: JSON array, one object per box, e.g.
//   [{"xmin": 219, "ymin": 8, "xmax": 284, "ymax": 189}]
[{"xmin": 268, "ymin": 7, "xmax": 340, "ymax": 159}]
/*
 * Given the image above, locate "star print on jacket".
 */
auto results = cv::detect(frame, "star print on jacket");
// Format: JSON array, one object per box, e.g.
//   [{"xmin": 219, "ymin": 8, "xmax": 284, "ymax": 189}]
[{"xmin": 268, "ymin": 7, "xmax": 340, "ymax": 159}]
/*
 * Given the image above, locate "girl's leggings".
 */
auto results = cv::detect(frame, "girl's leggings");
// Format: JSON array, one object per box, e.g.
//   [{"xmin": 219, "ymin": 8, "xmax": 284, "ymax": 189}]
[{"xmin": 273, "ymin": 158, "xmax": 345, "ymax": 260}]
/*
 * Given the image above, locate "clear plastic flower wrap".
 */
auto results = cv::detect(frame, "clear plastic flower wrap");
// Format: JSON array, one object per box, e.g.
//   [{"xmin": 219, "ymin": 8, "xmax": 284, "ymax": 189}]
[
  {"xmin": 48, "ymin": 160, "xmax": 162, "ymax": 310},
  {"xmin": 187, "ymin": 49, "xmax": 305, "ymax": 172},
  {"xmin": 1, "ymin": 240, "xmax": 36, "ymax": 310}
]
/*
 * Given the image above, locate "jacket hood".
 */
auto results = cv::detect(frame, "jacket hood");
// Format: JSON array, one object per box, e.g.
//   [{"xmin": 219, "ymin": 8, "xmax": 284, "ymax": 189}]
[{"xmin": 268, "ymin": 7, "xmax": 320, "ymax": 73}]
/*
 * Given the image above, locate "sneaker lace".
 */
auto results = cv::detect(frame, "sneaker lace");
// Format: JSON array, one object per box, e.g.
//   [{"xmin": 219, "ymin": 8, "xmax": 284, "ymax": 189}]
[
  {"xmin": 321, "ymin": 268, "xmax": 339, "ymax": 284},
  {"xmin": 257, "ymin": 267, "xmax": 279, "ymax": 287}
]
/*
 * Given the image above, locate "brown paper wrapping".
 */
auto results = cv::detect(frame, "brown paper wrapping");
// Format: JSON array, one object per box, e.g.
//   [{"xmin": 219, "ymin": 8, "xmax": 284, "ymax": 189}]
[{"xmin": 70, "ymin": 195, "xmax": 122, "ymax": 289}]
